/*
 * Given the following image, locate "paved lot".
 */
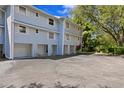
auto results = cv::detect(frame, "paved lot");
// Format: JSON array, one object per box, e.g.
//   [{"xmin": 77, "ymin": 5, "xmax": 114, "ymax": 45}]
[{"xmin": 0, "ymin": 55, "xmax": 124, "ymax": 88}]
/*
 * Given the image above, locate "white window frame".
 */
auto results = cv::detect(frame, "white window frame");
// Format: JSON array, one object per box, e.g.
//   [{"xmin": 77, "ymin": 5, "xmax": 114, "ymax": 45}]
[
  {"xmin": 36, "ymin": 29, "xmax": 39, "ymax": 34},
  {"xmin": 66, "ymin": 34, "xmax": 70, "ymax": 40},
  {"xmin": 19, "ymin": 25, "xmax": 26, "ymax": 33},
  {"xmin": 36, "ymin": 12, "xmax": 39, "ymax": 17},
  {"xmin": 19, "ymin": 6, "xmax": 26, "ymax": 16},
  {"xmin": 49, "ymin": 18, "xmax": 54, "ymax": 26},
  {"xmin": 49, "ymin": 32, "xmax": 55, "ymax": 40}
]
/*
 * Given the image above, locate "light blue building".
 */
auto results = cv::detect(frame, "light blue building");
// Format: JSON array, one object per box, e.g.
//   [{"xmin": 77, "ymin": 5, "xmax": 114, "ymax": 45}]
[{"xmin": 0, "ymin": 5, "xmax": 82, "ymax": 59}]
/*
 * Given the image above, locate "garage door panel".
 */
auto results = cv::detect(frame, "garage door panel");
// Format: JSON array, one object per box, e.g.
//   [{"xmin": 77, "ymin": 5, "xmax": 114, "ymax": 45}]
[
  {"xmin": 70, "ymin": 45, "xmax": 75, "ymax": 54},
  {"xmin": 64, "ymin": 45, "xmax": 68, "ymax": 55},
  {"xmin": 52, "ymin": 45, "xmax": 57, "ymax": 56},
  {"xmin": 37, "ymin": 44, "xmax": 48, "ymax": 56},
  {"xmin": 14, "ymin": 44, "xmax": 32, "ymax": 58}
]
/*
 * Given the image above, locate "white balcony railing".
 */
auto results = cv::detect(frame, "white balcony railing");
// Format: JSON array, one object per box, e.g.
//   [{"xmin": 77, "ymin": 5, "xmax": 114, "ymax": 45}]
[{"xmin": 14, "ymin": 13, "xmax": 59, "ymax": 32}]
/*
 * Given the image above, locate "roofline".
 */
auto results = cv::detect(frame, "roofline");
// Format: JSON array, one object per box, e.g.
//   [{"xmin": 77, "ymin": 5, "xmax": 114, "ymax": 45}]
[
  {"xmin": 26, "ymin": 5, "xmax": 81, "ymax": 28},
  {"xmin": 28, "ymin": 5, "xmax": 59, "ymax": 20}
]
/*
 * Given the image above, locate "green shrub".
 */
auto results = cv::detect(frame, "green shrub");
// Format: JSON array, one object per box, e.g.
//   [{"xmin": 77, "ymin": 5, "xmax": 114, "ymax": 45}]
[
  {"xmin": 115, "ymin": 47, "xmax": 124, "ymax": 54},
  {"xmin": 95, "ymin": 46, "xmax": 108, "ymax": 53},
  {"xmin": 107, "ymin": 47, "xmax": 124, "ymax": 55},
  {"xmin": 107, "ymin": 47, "xmax": 114, "ymax": 54}
]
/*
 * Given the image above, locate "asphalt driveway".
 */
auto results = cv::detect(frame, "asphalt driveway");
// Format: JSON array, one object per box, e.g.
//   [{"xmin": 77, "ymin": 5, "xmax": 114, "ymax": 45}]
[{"xmin": 0, "ymin": 54, "xmax": 124, "ymax": 88}]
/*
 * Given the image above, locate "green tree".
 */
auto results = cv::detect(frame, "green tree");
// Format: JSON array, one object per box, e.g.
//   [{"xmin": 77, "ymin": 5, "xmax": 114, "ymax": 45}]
[
  {"xmin": 71, "ymin": 5, "xmax": 124, "ymax": 46},
  {"xmin": 82, "ymin": 22, "xmax": 99, "ymax": 52},
  {"xmin": 96, "ymin": 33, "xmax": 117, "ymax": 53}
]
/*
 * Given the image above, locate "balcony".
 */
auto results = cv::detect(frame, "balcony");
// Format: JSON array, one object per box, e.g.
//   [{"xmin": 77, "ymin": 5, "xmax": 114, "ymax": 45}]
[
  {"xmin": 65, "ymin": 28, "xmax": 81, "ymax": 36},
  {"xmin": 14, "ymin": 13, "xmax": 59, "ymax": 32}
]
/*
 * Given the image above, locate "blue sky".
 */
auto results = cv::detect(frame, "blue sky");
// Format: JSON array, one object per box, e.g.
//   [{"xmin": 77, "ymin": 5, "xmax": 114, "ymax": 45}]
[{"xmin": 34, "ymin": 5, "xmax": 75, "ymax": 17}]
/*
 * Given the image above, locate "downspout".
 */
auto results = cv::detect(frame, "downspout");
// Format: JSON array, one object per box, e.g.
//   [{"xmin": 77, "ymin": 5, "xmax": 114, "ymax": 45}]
[
  {"xmin": 0, "ymin": 8, "xmax": 7, "ymax": 58},
  {"xmin": 11, "ymin": 5, "xmax": 14, "ymax": 60}
]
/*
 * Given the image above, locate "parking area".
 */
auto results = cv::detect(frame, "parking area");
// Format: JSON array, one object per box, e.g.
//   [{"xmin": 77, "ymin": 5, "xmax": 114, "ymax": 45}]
[{"xmin": 0, "ymin": 54, "xmax": 124, "ymax": 88}]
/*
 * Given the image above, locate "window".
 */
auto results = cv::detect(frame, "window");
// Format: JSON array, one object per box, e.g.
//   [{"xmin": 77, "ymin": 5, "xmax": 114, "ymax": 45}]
[
  {"xmin": 66, "ymin": 34, "xmax": 70, "ymax": 40},
  {"xmin": 66, "ymin": 22, "xmax": 69, "ymax": 28},
  {"xmin": 49, "ymin": 18, "xmax": 54, "ymax": 25},
  {"xmin": 19, "ymin": 6, "xmax": 26, "ymax": 15},
  {"xmin": 19, "ymin": 26, "xmax": 26, "ymax": 33},
  {"xmin": 49, "ymin": 32, "xmax": 54, "ymax": 39},
  {"xmin": 78, "ymin": 37, "xmax": 80, "ymax": 40},
  {"xmin": 36, "ymin": 13, "xmax": 39, "ymax": 17},
  {"xmin": 36, "ymin": 29, "xmax": 39, "ymax": 33}
]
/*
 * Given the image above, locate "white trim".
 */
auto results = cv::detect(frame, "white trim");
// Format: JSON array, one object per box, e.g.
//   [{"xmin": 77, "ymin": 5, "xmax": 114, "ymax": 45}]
[{"xmin": 13, "ymin": 20, "xmax": 60, "ymax": 34}]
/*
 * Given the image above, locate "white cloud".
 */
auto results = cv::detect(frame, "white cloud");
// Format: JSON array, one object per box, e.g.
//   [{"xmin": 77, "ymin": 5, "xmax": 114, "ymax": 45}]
[
  {"xmin": 58, "ymin": 8, "xmax": 68, "ymax": 14},
  {"xmin": 58, "ymin": 5, "xmax": 76, "ymax": 15},
  {"xmin": 63, "ymin": 5, "xmax": 76, "ymax": 9}
]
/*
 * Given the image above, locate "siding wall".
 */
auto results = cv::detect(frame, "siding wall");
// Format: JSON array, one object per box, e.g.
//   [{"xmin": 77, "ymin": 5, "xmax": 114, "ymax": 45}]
[
  {"xmin": 64, "ymin": 21, "xmax": 81, "ymax": 36},
  {"xmin": 14, "ymin": 6, "xmax": 59, "ymax": 33},
  {"xmin": 64, "ymin": 34, "xmax": 81, "ymax": 45},
  {"xmin": 14, "ymin": 23, "xmax": 58, "ymax": 45}
]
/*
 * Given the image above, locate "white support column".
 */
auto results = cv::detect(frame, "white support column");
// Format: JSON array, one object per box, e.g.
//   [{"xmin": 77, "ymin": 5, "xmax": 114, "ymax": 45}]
[
  {"xmin": 57, "ymin": 18, "xmax": 65, "ymax": 55},
  {"xmin": 48, "ymin": 44, "xmax": 52, "ymax": 56},
  {"xmin": 32, "ymin": 43, "xmax": 37, "ymax": 57},
  {"xmin": 10, "ymin": 5, "xmax": 14, "ymax": 59},
  {"xmin": 5, "ymin": 5, "xmax": 14, "ymax": 59}
]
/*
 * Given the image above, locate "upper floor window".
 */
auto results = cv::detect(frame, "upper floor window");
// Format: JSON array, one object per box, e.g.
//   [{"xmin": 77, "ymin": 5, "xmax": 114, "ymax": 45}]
[
  {"xmin": 36, "ymin": 29, "xmax": 39, "ymax": 33},
  {"xmin": 36, "ymin": 13, "xmax": 39, "ymax": 17},
  {"xmin": 49, "ymin": 32, "xmax": 54, "ymax": 39},
  {"xmin": 66, "ymin": 34, "xmax": 70, "ymax": 40},
  {"xmin": 19, "ymin": 6, "xmax": 26, "ymax": 16},
  {"xmin": 19, "ymin": 26, "xmax": 26, "ymax": 33},
  {"xmin": 49, "ymin": 18, "xmax": 54, "ymax": 25},
  {"xmin": 66, "ymin": 22, "xmax": 69, "ymax": 28}
]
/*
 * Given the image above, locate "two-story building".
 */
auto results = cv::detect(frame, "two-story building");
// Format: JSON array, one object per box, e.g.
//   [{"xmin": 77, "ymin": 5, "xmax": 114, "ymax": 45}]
[{"xmin": 0, "ymin": 5, "xmax": 82, "ymax": 59}]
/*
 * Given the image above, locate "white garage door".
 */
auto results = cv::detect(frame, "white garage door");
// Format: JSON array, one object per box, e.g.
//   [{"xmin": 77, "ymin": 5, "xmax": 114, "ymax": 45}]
[
  {"xmin": 14, "ymin": 44, "xmax": 32, "ymax": 58},
  {"xmin": 64, "ymin": 45, "xmax": 68, "ymax": 55},
  {"xmin": 52, "ymin": 45, "xmax": 57, "ymax": 56},
  {"xmin": 37, "ymin": 44, "xmax": 48, "ymax": 56},
  {"xmin": 70, "ymin": 45, "xmax": 75, "ymax": 54}
]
